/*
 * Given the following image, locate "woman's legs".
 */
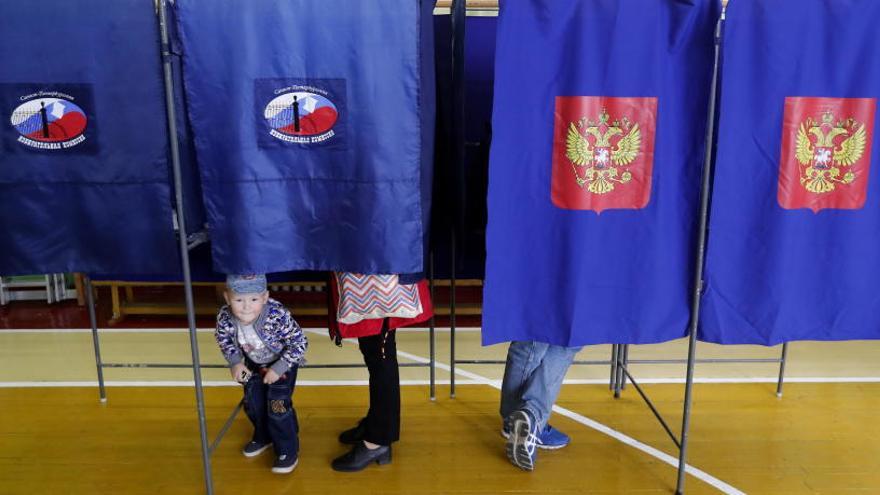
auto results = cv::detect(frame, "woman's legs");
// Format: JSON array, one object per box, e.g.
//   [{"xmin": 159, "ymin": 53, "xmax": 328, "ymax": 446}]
[
  {"xmin": 358, "ymin": 324, "xmax": 400, "ymax": 445},
  {"xmin": 332, "ymin": 322, "xmax": 399, "ymax": 471}
]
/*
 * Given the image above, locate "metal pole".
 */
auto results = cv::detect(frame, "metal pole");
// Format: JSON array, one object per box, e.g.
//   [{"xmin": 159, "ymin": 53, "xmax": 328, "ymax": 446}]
[
  {"xmin": 776, "ymin": 342, "xmax": 789, "ymax": 398},
  {"xmin": 455, "ymin": 359, "xmax": 608, "ymax": 366},
  {"xmin": 675, "ymin": 8, "xmax": 725, "ymax": 495},
  {"xmin": 47, "ymin": 274, "xmax": 56, "ymax": 304},
  {"xmin": 429, "ymin": 250, "xmax": 436, "ymax": 401},
  {"xmin": 621, "ymin": 344, "xmax": 629, "ymax": 390},
  {"xmin": 450, "ymin": 229, "xmax": 457, "ymax": 398},
  {"xmin": 45, "ymin": 274, "xmax": 54, "ymax": 304},
  {"xmin": 85, "ymin": 276, "xmax": 107, "ymax": 402},
  {"xmin": 614, "ymin": 344, "xmax": 626, "ymax": 399},
  {"xmin": 449, "ymin": 0, "xmax": 466, "ymax": 400},
  {"xmin": 209, "ymin": 400, "xmax": 244, "ymax": 456},
  {"xmin": 609, "ymin": 344, "xmax": 618, "ymax": 391},
  {"xmin": 619, "ymin": 365, "xmax": 681, "ymax": 449},
  {"xmin": 52, "ymin": 274, "xmax": 61, "ymax": 303},
  {"xmin": 157, "ymin": 2, "xmax": 213, "ymax": 494},
  {"xmin": 627, "ymin": 357, "xmax": 784, "ymax": 365},
  {"xmin": 101, "ymin": 362, "xmax": 430, "ymax": 369}
]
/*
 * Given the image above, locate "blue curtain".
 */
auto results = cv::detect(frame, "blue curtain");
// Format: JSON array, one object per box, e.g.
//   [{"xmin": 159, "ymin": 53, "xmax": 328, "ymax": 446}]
[
  {"xmin": 700, "ymin": 0, "xmax": 880, "ymax": 345},
  {"xmin": 174, "ymin": 0, "xmax": 436, "ymax": 275},
  {"xmin": 483, "ymin": 0, "xmax": 719, "ymax": 346},
  {"xmin": 0, "ymin": 0, "xmax": 180, "ymax": 275}
]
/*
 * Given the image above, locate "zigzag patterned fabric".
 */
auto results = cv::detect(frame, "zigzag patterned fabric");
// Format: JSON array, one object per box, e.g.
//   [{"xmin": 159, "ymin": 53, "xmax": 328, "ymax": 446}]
[{"xmin": 335, "ymin": 273, "xmax": 423, "ymax": 325}]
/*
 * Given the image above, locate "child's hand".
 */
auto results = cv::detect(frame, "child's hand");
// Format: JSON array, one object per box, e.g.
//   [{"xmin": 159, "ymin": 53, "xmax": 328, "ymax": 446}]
[
  {"xmin": 263, "ymin": 369, "xmax": 281, "ymax": 384},
  {"xmin": 231, "ymin": 363, "xmax": 250, "ymax": 383}
]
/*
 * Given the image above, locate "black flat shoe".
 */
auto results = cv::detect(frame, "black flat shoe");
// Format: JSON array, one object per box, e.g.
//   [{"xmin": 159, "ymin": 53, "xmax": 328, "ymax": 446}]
[
  {"xmin": 331, "ymin": 443, "xmax": 392, "ymax": 472},
  {"xmin": 338, "ymin": 418, "xmax": 367, "ymax": 444}
]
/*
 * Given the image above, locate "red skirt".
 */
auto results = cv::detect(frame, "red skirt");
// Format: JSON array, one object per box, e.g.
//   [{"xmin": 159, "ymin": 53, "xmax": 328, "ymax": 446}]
[{"xmin": 328, "ymin": 276, "xmax": 434, "ymax": 339}]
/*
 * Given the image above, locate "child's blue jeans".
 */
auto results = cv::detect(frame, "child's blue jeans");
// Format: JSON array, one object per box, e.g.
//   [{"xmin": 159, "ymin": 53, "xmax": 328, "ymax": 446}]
[{"xmin": 243, "ymin": 360, "xmax": 299, "ymax": 458}]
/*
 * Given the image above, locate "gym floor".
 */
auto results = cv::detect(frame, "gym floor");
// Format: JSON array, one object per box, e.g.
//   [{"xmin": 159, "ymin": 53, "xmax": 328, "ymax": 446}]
[{"xmin": 2, "ymin": 300, "xmax": 879, "ymax": 494}]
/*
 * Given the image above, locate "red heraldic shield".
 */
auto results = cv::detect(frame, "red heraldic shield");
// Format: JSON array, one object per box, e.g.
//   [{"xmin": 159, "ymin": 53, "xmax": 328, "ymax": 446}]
[
  {"xmin": 551, "ymin": 96, "xmax": 657, "ymax": 212},
  {"xmin": 778, "ymin": 97, "xmax": 876, "ymax": 212}
]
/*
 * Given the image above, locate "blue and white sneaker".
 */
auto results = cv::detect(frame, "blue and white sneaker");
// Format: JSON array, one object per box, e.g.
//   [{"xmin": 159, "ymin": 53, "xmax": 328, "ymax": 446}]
[
  {"xmin": 502, "ymin": 423, "xmax": 571, "ymax": 450},
  {"xmin": 505, "ymin": 409, "xmax": 538, "ymax": 471},
  {"xmin": 535, "ymin": 424, "xmax": 570, "ymax": 450}
]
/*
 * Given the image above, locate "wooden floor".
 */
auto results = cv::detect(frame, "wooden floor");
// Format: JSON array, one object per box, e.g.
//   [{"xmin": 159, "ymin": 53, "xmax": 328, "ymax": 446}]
[
  {"xmin": 1, "ymin": 383, "xmax": 879, "ymax": 494},
  {"xmin": 2, "ymin": 327, "xmax": 880, "ymax": 494}
]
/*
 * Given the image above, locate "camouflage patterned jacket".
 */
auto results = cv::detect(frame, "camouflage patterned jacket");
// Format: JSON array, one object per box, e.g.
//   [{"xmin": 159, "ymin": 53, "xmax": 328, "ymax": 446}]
[{"xmin": 214, "ymin": 298, "xmax": 308, "ymax": 377}]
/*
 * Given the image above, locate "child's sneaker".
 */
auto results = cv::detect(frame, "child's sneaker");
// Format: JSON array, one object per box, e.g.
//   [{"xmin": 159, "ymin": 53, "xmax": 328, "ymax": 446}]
[
  {"xmin": 505, "ymin": 409, "xmax": 538, "ymax": 471},
  {"xmin": 241, "ymin": 440, "xmax": 272, "ymax": 458},
  {"xmin": 271, "ymin": 454, "xmax": 298, "ymax": 474},
  {"xmin": 502, "ymin": 423, "xmax": 570, "ymax": 450}
]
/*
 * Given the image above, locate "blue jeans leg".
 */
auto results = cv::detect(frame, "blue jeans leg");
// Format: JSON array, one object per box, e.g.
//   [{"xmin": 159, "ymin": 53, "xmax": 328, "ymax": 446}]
[
  {"xmin": 243, "ymin": 374, "xmax": 271, "ymax": 444},
  {"xmin": 500, "ymin": 341, "xmax": 548, "ymax": 422},
  {"xmin": 500, "ymin": 341, "xmax": 582, "ymax": 431},
  {"xmin": 266, "ymin": 367, "xmax": 299, "ymax": 457}
]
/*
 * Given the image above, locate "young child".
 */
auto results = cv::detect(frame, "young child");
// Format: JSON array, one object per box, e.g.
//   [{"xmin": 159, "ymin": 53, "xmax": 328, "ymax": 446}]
[{"xmin": 214, "ymin": 274, "xmax": 308, "ymax": 474}]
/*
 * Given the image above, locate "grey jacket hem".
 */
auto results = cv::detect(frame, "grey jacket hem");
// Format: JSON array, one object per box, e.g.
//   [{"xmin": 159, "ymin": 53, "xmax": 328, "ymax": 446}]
[
  {"xmin": 270, "ymin": 359, "xmax": 291, "ymax": 376},
  {"xmin": 225, "ymin": 353, "xmax": 243, "ymax": 367}
]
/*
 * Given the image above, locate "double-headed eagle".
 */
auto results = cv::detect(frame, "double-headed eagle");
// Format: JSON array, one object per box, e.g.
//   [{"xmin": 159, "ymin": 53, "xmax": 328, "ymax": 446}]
[
  {"xmin": 565, "ymin": 109, "xmax": 641, "ymax": 194},
  {"xmin": 795, "ymin": 111, "xmax": 867, "ymax": 194}
]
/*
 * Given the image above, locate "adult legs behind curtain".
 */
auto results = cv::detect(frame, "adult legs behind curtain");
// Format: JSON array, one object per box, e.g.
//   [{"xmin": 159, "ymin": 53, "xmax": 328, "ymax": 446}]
[
  {"xmin": 501, "ymin": 340, "xmax": 582, "ymax": 471},
  {"xmin": 332, "ymin": 320, "xmax": 399, "ymax": 471}
]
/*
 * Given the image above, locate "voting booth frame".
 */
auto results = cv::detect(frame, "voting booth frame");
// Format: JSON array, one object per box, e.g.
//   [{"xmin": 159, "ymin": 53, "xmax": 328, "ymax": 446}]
[
  {"xmin": 65, "ymin": 2, "xmax": 783, "ymax": 495},
  {"xmin": 73, "ymin": 3, "xmax": 437, "ymax": 494},
  {"xmin": 439, "ymin": 4, "xmax": 788, "ymax": 495},
  {"xmin": 78, "ymin": 2, "xmax": 428, "ymax": 493}
]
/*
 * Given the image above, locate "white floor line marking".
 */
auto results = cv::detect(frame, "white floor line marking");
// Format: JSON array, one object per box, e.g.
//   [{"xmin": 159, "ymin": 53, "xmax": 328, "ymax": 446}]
[
  {"xmin": 392, "ymin": 347, "xmax": 746, "ymax": 495},
  {"xmin": 3, "ymin": 328, "xmax": 878, "ymax": 385},
  {"xmin": 558, "ymin": 377, "xmax": 880, "ymax": 384},
  {"xmin": 0, "ymin": 328, "xmax": 215, "ymax": 334},
  {"xmin": 4, "ymin": 377, "xmax": 878, "ymax": 388},
  {"xmin": 0, "ymin": 379, "xmax": 481, "ymax": 388}
]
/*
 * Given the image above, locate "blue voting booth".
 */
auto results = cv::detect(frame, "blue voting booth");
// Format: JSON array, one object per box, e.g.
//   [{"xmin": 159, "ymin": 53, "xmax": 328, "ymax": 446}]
[
  {"xmin": 0, "ymin": 0, "xmax": 185, "ymax": 276},
  {"xmin": 173, "ymin": 0, "xmax": 436, "ymax": 276}
]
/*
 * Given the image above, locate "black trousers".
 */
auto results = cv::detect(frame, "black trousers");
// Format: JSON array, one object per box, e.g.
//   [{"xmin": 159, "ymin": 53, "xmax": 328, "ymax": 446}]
[{"xmin": 358, "ymin": 324, "xmax": 400, "ymax": 446}]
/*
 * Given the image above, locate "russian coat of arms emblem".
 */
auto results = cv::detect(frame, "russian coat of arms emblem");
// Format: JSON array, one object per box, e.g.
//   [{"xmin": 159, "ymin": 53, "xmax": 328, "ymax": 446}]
[
  {"xmin": 778, "ymin": 97, "xmax": 876, "ymax": 212},
  {"xmin": 551, "ymin": 96, "xmax": 657, "ymax": 212}
]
